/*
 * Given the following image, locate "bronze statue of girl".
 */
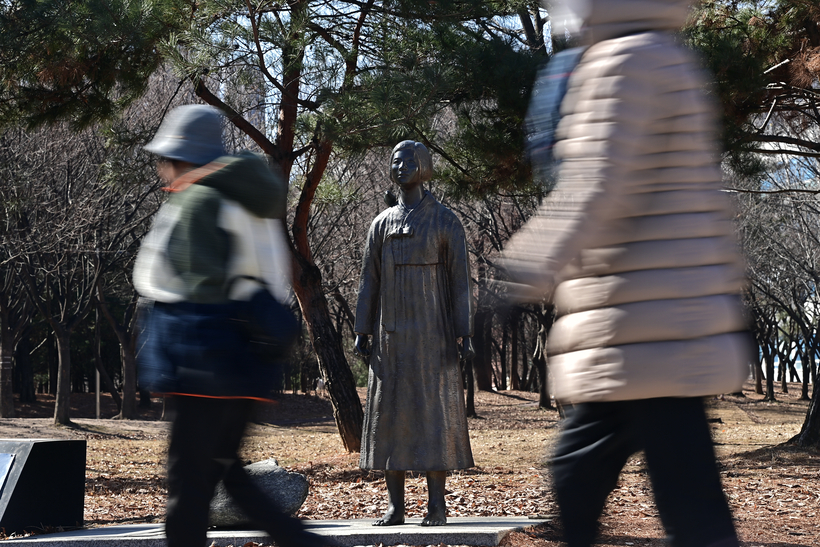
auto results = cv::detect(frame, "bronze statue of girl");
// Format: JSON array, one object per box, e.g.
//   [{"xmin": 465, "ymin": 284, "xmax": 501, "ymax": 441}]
[{"xmin": 354, "ymin": 140, "xmax": 475, "ymax": 526}]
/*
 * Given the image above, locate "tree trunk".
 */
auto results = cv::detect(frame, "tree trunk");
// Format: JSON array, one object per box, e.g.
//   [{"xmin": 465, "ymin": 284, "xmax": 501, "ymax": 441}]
[
  {"xmin": 93, "ymin": 312, "xmax": 122, "ymax": 411},
  {"xmin": 764, "ymin": 345, "xmax": 776, "ymax": 402},
  {"xmin": 13, "ymin": 333, "xmax": 36, "ymax": 403},
  {"xmin": 801, "ymin": 357, "xmax": 810, "ymax": 400},
  {"xmin": 788, "ymin": 350, "xmax": 800, "ymax": 382},
  {"xmin": 778, "ymin": 342, "xmax": 788, "ymax": 393},
  {"xmin": 300, "ymin": 353, "xmax": 318, "ymax": 394},
  {"xmin": 93, "ymin": 345, "xmax": 122, "ymax": 412},
  {"xmin": 533, "ymin": 323, "xmax": 553, "ymax": 410},
  {"xmin": 472, "ymin": 309, "xmax": 493, "ymax": 391},
  {"xmin": 510, "ymin": 312, "xmax": 520, "ymax": 390},
  {"xmin": 797, "ymin": 345, "xmax": 810, "ymax": 400},
  {"xmin": 198, "ymin": 43, "xmax": 364, "ymax": 451},
  {"xmin": 53, "ymin": 327, "xmax": 72, "ymax": 425},
  {"xmin": 0, "ymin": 320, "xmax": 16, "ymax": 417},
  {"xmin": 521, "ymin": 315, "xmax": 536, "ymax": 391},
  {"xmin": 522, "ymin": 327, "xmax": 534, "ymax": 391},
  {"xmin": 95, "ymin": 288, "xmax": 138, "ymax": 418},
  {"xmin": 118, "ymin": 344, "xmax": 137, "ymax": 419},
  {"xmin": 48, "ymin": 333, "xmax": 58, "ymax": 395},
  {"xmin": 536, "ymin": 356, "xmax": 551, "ymax": 409},
  {"xmin": 791, "ymin": 374, "xmax": 820, "ymax": 448},
  {"xmin": 499, "ymin": 325, "xmax": 508, "ymax": 391},
  {"xmin": 283, "ymin": 130, "xmax": 363, "ymax": 451},
  {"xmin": 291, "ymin": 254, "xmax": 363, "ymax": 452},
  {"xmin": 754, "ymin": 349, "xmax": 764, "ymax": 395}
]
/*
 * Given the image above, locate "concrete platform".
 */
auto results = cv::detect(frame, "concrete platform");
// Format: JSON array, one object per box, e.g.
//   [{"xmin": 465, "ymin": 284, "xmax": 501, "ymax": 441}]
[{"xmin": 0, "ymin": 517, "xmax": 547, "ymax": 547}]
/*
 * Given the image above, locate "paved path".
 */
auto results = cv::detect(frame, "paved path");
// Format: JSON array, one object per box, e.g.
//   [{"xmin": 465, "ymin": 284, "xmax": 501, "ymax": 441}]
[{"xmin": 1, "ymin": 517, "xmax": 547, "ymax": 547}]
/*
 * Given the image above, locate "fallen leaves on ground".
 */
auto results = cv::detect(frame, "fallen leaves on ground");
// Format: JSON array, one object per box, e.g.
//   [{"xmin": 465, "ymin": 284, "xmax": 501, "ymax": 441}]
[{"xmin": 5, "ymin": 384, "xmax": 820, "ymax": 546}]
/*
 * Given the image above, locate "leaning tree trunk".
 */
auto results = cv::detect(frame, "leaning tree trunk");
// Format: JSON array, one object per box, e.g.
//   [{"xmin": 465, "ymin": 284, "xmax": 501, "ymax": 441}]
[
  {"xmin": 291, "ymin": 253, "xmax": 363, "ymax": 452},
  {"xmin": 196, "ymin": 65, "xmax": 364, "ymax": 451},
  {"xmin": 53, "ymin": 327, "xmax": 73, "ymax": 425},
  {"xmin": 285, "ymin": 134, "xmax": 363, "ymax": 453}
]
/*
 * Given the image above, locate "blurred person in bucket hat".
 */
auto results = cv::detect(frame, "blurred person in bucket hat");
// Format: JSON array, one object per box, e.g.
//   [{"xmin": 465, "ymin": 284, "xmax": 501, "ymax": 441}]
[{"xmin": 135, "ymin": 104, "xmax": 325, "ymax": 547}]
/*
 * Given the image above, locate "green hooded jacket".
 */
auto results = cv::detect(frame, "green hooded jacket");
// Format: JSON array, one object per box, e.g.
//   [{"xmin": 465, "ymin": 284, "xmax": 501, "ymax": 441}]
[{"xmin": 134, "ymin": 151, "xmax": 287, "ymax": 304}]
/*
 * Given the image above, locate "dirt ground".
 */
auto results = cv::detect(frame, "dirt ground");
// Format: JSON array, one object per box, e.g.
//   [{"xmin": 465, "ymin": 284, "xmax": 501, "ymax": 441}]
[{"xmin": 0, "ymin": 381, "xmax": 817, "ymax": 546}]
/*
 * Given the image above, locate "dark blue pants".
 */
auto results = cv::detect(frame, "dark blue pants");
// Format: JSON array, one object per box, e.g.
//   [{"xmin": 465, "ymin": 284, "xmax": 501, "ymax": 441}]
[
  {"xmin": 165, "ymin": 396, "xmax": 315, "ymax": 547},
  {"xmin": 551, "ymin": 397, "xmax": 738, "ymax": 547}
]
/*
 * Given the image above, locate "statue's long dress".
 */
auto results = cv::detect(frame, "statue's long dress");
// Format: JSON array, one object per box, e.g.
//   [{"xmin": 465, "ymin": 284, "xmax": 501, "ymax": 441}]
[{"xmin": 355, "ymin": 191, "xmax": 474, "ymax": 471}]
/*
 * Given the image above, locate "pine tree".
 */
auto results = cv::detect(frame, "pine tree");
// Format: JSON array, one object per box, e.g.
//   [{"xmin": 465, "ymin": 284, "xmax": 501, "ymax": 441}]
[
  {"xmin": 685, "ymin": 0, "xmax": 820, "ymax": 173},
  {"xmin": 0, "ymin": 0, "xmax": 186, "ymax": 128},
  {"xmin": 0, "ymin": 0, "xmax": 547, "ymax": 447},
  {"xmin": 686, "ymin": 1, "xmax": 820, "ymax": 448}
]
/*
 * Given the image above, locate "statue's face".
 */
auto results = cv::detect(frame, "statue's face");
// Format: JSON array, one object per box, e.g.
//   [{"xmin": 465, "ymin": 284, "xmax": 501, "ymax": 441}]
[{"xmin": 391, "ymin": 149, "xmax": 421, "ymax": 192}]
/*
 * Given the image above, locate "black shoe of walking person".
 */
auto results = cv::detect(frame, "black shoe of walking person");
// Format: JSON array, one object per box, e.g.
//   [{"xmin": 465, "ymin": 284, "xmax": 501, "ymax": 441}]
[
  {"xmin": 265, "ymin": 510, "xmax": 337, "ymax": 547},
  {"xmin": 278, "ymin": 526, "xmax": 332, "ymax": 547}
]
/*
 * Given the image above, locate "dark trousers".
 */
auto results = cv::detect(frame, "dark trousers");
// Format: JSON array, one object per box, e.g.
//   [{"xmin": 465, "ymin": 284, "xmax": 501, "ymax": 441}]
[
  {"xmin": 165, "ymin": 395, "xmax": 311, "ymax": 547},
  {"xmin": 551, "ymin": 397, "xmax": 738, "ymax": 547}
]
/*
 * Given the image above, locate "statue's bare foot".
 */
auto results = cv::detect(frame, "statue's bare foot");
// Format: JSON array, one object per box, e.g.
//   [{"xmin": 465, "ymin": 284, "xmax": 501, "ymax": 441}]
[
  {"xmin": 373, "ymin": 508, "xmax": 404, "ymax": 526},
  {"xmin": 421, "ymin": 508, "xmax": 446, "ymax": 526}
]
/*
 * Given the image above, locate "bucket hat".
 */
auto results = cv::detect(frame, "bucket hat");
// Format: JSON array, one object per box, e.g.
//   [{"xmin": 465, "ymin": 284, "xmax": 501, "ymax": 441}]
[{"xmin": 144, "ymin": 105, "xmax": 226, "ymax": 165}]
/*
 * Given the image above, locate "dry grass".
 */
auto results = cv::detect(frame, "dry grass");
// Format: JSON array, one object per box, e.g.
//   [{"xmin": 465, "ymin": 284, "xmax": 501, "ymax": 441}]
[{"xmin": 2, "ymin": 382, "xmax": 818, "ymax": 545}]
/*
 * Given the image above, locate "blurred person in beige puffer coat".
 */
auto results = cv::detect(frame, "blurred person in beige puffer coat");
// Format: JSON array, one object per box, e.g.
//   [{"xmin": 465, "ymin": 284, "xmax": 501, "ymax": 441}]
[{"xmin": 501, "ymin": 1, "xmax": 748, "ymax": 546}]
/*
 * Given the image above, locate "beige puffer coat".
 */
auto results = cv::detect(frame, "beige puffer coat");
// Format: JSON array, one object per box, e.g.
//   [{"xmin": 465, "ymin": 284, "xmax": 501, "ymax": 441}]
[{"xmin": 501, "ymin": 0, "xmax": 750, "ymax": 403}]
